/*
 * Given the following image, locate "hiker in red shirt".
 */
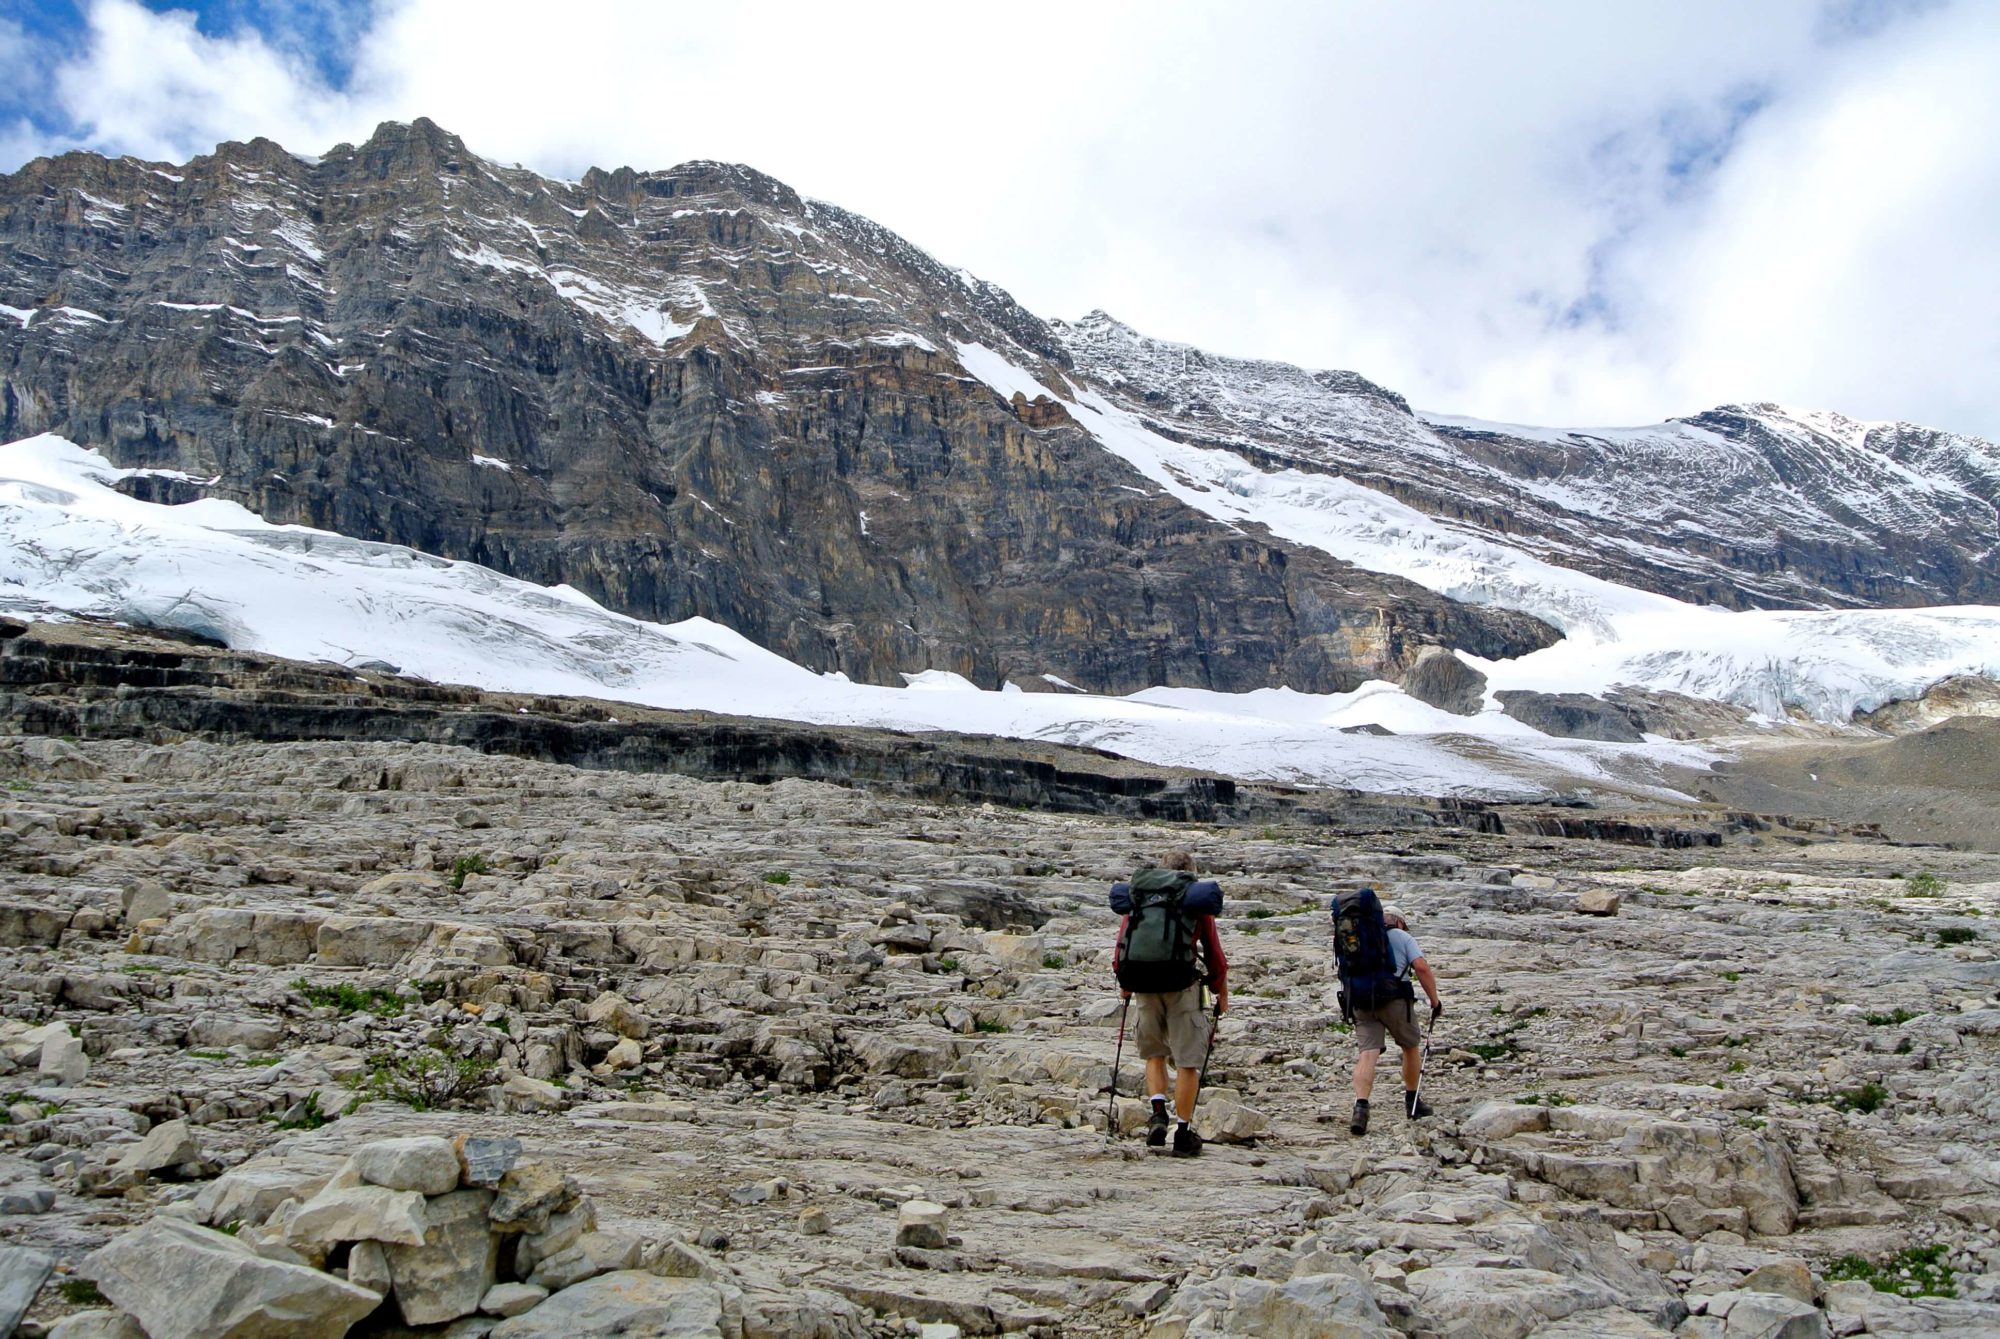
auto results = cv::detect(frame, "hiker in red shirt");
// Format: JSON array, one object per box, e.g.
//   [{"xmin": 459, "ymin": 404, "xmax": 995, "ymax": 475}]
[{"xmin": 1112, "ymin": 850, "xmax": 1228, "ymax": 1157}]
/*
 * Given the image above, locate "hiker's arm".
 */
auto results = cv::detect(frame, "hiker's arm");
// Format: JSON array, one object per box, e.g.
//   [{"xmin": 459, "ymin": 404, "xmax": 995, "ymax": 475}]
[
  {"xmin": 1411, "ymin": 956, "xmax": 1441, "ymax": 1011},
  {"xmin": 1201, "ymin": 917, "xmax": 1228, "ymax": 1012}
]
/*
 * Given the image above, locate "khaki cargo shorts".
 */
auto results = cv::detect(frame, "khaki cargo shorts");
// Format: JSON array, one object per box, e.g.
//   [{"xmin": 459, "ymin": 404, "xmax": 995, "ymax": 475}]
[
  {"xmin": 1133, "ymin": 985, "xmax": 1210, "ymax": 1070},
  {"xmin": 1354, "ymin": 997, "xmax": 1421, "ymax": 1053}
]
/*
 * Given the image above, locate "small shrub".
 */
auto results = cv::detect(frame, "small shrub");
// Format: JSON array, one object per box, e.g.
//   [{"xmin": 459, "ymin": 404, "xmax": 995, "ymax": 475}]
[
  {"xmin": 973, "ymin": 1018, "xmax": 1011, "ymax": 1034},
  {"xmin": 937, "ymin": 957, "xmax": 959, "ymax": 972},
  {"xmin": 764, "ymin": 870, "xmax": 791, "ymax": 885},
  {"xmin": 1827, "ymin": 1244, "xmax": 1955, "ymax": 1298},
  {"xmin": 1245, "ymin": 908, "xmax": 1275, "ymax": 920},
  {"xmin": 1863, "ymin": 1009, "xmax": 1919, "ymax": 1026},
  {"xmin": 347, "ymin": 1040, "xmax": 496, "ymax": 1112},
  {"xmin": 1904, "ymin": 872, "xmax": 1946, "ymax": 898},
  {"xmin": 1938, "ymin": 927, "xmax": 1977, "ymax": 946},
  {"xmin": 1727, "ymin": 1059, "xmax": 1747, "ymax": 1072},
  {"xmin": 57, "ymin": 1279, "xmax": 104, "ymax": 1305},
  {"xmin": 1723, "ymin": 1035, "xmax": 1748, "ymax": 1047},
  {"xmin": 1241, "ymin": 924, "xmax": 1262, "ymax": 936},
  {"xmin": 1738, "ymin": 1115, "xmax": 1766, "ymax": 1130},
  {"xmin": 186, "ymin": 1049, "xmax": 230, "ymax": 1061},
  {"xmin": 273, "ymin": 1091, "xmax": 330, "ymax": 1130},
  {"xmin": 4, "ymin": 779, "xmax": 30, "ymax": 792},
  {"xmin": 1041, "ymin": 953, "xmax": 1065, "ymax": 969},
  {"xmin": 292, "ymin": 978, "xmax": 409, "ymax": 1016},
  {"xmin": 1834, "ymin": 1080, "xmax": 1890, "ymax": 1114},
  {"xmin": 1328, "ymin": 1019, "xmax": 1352, "ymax": 1035},
  {"xmin": 1465, "ymin": 1040, "xmax": 1516, "ymax": 1062},
  {"xmin": 449, "ymin": 853, "xmax": 489, "ymax": 890},
  {"xmin": 1668, "ymin": 1045, "xmax": 1688, "ymax": 1058},
  {"xmin": 1721, "ymin": 970, "xmax": 1742, "ymax": 982},
  {"xmin": 1259, "ymin": 825, "xmax": 1279, "ymax": 841}
]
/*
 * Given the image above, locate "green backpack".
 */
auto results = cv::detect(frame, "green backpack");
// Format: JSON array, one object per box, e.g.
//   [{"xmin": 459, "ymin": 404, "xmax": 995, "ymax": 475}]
[{"xmin": 1115, "ymin": 867, "xmax": 1200, "ymax": 994}]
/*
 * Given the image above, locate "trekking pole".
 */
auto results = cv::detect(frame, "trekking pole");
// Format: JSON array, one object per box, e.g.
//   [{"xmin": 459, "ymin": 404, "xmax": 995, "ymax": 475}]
[
  {"xmin": 1106, "ymin": 996, "xmax": 1130, "ymax": 1137},
  {"xmin": 1411, "ymin": 1006, "xmax": 1439, "ymax": 1110},
  {"xmin": 1195, "ymin": 993, "xmax": 1222, "ymax": 1095}
]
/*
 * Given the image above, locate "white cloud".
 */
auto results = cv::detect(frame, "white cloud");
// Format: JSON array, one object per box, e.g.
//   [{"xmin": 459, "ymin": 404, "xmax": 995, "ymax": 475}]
[{"xmin": 4, "ymin": 0, "xmax": 1997, "ymax": 438}]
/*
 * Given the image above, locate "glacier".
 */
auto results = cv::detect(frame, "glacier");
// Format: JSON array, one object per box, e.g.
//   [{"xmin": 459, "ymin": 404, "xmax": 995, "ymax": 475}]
[{"xmin": 4, "ymin": 431, "xmax": 1997, "ymax": 802}]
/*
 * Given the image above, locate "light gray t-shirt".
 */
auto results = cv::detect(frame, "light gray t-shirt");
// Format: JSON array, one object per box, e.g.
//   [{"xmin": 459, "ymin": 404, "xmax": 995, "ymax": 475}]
[{"xmin": 1388, "ymin": 927, "xmax": 1423, "ymax": 980}]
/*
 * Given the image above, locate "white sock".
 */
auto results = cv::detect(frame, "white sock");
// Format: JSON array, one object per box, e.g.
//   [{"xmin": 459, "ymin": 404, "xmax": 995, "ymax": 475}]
[{"xmin": 1150, "ymin": 1094, "xmax": 1167, "ymax": 1105}]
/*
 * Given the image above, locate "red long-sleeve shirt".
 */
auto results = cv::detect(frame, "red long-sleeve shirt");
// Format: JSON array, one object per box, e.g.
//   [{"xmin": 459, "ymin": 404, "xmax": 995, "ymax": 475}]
[{"xmin": 1113, "ymin": 914, "xmax": 1228, "ymax": 994}]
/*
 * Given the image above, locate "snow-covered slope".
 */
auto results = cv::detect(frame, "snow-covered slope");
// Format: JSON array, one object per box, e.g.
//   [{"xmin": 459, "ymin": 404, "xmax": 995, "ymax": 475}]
[
  {"xmin": 1056, "ymin": 312, "xmax": 2000, "ymax": 612},
  {"xmin": 7, "ymin": 433, "xmax": 2000, "ymax": 803}
]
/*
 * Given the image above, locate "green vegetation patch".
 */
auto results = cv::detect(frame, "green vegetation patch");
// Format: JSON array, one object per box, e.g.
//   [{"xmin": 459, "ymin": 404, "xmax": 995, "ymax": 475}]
[
  {"xmin": 292, "ymin": 978, "xmax": 411, "ymax": 1016},
  {"xmin": 1826, "ymin": 1244, "xmax": 1955, "ymax": 1299}
]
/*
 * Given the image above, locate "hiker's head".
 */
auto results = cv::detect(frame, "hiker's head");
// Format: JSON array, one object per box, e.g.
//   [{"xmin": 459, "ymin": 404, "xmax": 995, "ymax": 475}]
[
  {"xmin": 1162, "ymin": 850, "xmax": 1196, "ymax": 873},
  {"xmin": 1381, "ymin": 903, "xmax": 1407, "ymax": 929}
]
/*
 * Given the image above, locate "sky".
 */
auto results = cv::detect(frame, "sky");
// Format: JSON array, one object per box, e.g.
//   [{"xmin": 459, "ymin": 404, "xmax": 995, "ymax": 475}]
[{"xmin": 2, "ymin": 0, "xmax": 1996, "ymax": 440}]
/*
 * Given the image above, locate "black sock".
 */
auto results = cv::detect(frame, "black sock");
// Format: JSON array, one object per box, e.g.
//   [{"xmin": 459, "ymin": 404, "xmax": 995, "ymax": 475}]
[{"xmin": 1355, "ymin": 1098, "xmax": 1368, "ymax": 1106}]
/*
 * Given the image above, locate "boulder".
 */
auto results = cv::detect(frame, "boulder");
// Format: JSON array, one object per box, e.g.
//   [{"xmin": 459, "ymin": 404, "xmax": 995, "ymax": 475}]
[
  {"xmin": 514, "ymin": 1202, "xmax": 596, "ymax": 1278},
  {"xmin": 583, "ymin": 992, "xmax": 648, "ymax": 1040},
  {"xmin": 896, "ymin": 1201, "xmax": 951, "ymax": 1249},
  {"xmin": 40, "ymin": 1030, "xmax": 88, "ymax": 1085},
  {"xmin": 1495, "ymin": 691, "xmax": 1645, "ymax": 742},
  {"xmin": 314, "ymin": 915, "xmax": 432, "ymax": 967},
  {"xmin": 1737, "ymin": 1260, "xmax": 1816, "ymax": 1306},
  {"xmin": 489, "ymin": 1161, "xmax": 573, "ymax": 1232},
  {"xmin": 385, "ymin": 1187, "xmax": 499, "ymax": 1325},
  {"xmin": 1152, "ymin": 1270, "xmax": 1398, "ymax": 1338},
  {"xmin": 86, "ymin": 1217, "xmax": 380, "ymax": 1339},
  {"xmin": 188, "ymin": 1016, "xmax": 287, "ymax": 1051},
  {"xmin": 349, "ymin": 1136, "xmax": 463, "ymax": 1196},
  {"xmin": 1401, "ymin": 1265, "xmax": 1622, "ymax": 1339},
  {"xmin": 489, "ymin": 1271, "xmax": 734, "ymax": 1338},
  {"xmin": 284, "ymin": 1180, "xmax": 430, "ymax": 1247},
  {"xmin": 110, "ymin": 1119, "xmax": 199, "ymax": 1175},
  {"xmin": 458, "ymin": 1135, "xmax": 524, "ymax": 1187},
  {"xmin": 0, "ymin": 1246, "xmax": 53, "ymax": 1337},
  {"xmin": 482, "ymin": 1282, "xmax": 548, "ymax": 1317},
  {"xmin": 1400, "ymin": 646, "xmax": 1488, "ymax": 716},
  {"xmin": 1576, "ymin": 888, "xmax": 1621, "ymax": 916},
  {"xmin": 1707, "ymin": 1289, "xmax": 1831, "ymax": 1338},
  {"xmin": 47, "ymin": 1311, "xmax": 148, "ymax": 1339},
  {"xmin": 192, "ymin": 1162, "xmax": 339, "ymax": 1229},
  {"xmin": 527, "ymin": 1231, "xmax": 643, "ymax": 1292},
  {"xmin": 1196, "ymin": 1099, "xmax": 1271, "ymax": 1144},
  {"xmin": 120, "ymin": 881, "xmax": 172, "ymax": 925}
]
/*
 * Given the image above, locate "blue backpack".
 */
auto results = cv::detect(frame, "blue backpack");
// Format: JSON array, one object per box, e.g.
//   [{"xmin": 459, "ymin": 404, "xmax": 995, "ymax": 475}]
[{"xmin": 1331, "ymin": 887, "xmax": 1413, "ymax": 1018}]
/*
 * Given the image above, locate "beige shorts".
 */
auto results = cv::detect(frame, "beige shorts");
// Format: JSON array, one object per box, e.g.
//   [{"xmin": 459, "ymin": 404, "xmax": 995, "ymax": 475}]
[
  {"xmin": 1354, "ymin": 997, "xmax": 1421, "ymax": 1053},
  {"xmin": 1133, "ymin": 985, "xmax": 1210, "ymax": 1071}
]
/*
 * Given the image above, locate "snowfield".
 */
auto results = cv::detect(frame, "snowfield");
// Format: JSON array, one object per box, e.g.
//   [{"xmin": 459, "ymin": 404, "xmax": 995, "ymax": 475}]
[{"xmin": 2, "ymin": 431, "xmax": 1997, "ymax": 801}]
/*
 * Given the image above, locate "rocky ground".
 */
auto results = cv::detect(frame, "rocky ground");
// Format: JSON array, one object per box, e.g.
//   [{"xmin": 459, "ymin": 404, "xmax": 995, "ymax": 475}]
[{"xmin": 1, "ymin": 732, "xmax": 1999, "ymax": 1338}]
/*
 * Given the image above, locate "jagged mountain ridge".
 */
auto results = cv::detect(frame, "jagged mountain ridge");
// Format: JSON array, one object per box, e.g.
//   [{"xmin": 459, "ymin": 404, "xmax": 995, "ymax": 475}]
[
  {"xmin": 0, "ymin": 118, "xmax": 1991, "ymax": 701},
  {"xmin": 0, "ymin": 118, "xmax": 1550, "ymax": 696},
  {"xmin": 1057, "ymin": 312, "xmax": 2000, "ymax": 611}
]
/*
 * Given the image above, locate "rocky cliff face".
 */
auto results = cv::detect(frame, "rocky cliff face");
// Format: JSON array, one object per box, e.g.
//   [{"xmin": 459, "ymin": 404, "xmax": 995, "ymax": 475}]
[
  {"xmin": 0, "ymin": 119, "xmax": 1551, "ymax": 695},
  {"xmin": 1058, "ymin": 312, "xmax": 2000, "ymax": 612}
]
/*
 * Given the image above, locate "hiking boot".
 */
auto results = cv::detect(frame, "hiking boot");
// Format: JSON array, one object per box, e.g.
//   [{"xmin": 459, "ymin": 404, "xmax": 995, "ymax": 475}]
[
  {"xmin": 1406, "ymin": 1091, "xmax": 1432, "ymax": 1120},
  {"xmin": 1171, "ymin": 1123, "xmax": 1204, "ymax": 1157},
  {"xmin": 1146, "ymin": 1103, "xmax": 1170, "ymax": 1147},
  {"xmin": 1349, "ymin": 1099, "xmax": 1369, "ymax": 1136}
]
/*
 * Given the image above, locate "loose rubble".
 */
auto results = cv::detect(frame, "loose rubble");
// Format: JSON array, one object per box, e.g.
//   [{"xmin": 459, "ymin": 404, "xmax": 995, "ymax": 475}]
[{"xmin": 0, "ymin": 732, "xmax": 1997, "ymax": 1336}]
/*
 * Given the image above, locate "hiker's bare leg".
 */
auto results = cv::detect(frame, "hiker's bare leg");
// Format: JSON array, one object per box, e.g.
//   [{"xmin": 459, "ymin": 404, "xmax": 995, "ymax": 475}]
[
  {"xmin": 1402, "ymin": 1044, "xmax": 1421, "ymax": 1091},
  {"xmin": 1353, "ymin": 1047, "xmax": 1380, "ymax": 1100},
  {"xmin": 1145, "ymin": 1055, "xmax": 1168, "ymax": 1102},
  {"xmin": 1174, "ymin": 1066, "xmax": 1199, "ymax": 1121}
]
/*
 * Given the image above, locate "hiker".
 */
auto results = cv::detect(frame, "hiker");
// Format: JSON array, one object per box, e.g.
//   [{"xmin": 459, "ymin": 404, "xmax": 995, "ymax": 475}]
[
  {"xmin": 1332, "ymin": 892, "xmax": 1442, "ymax": 1135},
  {"xmin": 1110, "ymin": 850, "xmax": 1227, "ymax": 1157}
]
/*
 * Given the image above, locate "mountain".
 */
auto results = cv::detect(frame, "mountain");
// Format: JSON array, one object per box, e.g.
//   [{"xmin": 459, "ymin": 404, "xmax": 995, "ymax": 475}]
[
  {"xmin": 1058, "ymin": 313, "xmax": 2000, "ymax": 612},
  {"xmin": 1, "ymin": 119, "xmax": 1994, "ymax": 703}
]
